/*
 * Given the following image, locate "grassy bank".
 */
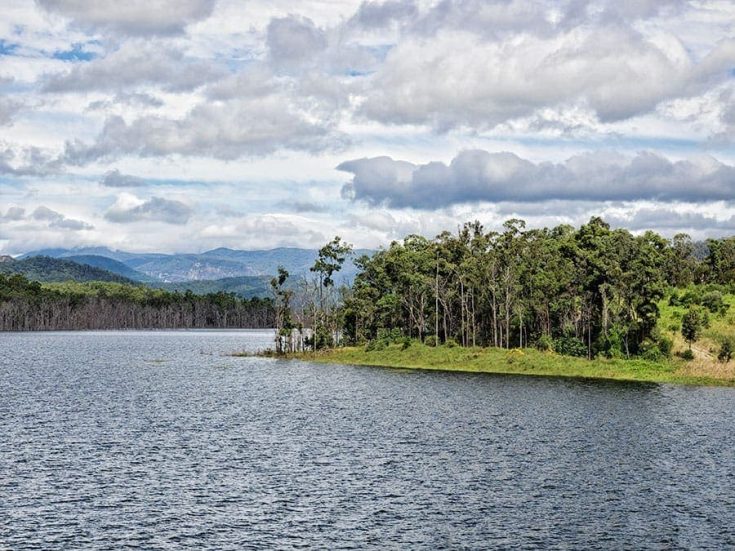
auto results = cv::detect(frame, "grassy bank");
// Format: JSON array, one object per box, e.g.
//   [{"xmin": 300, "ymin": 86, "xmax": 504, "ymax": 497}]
[{"xmin": 291, "ymin": 343, "xmax": 735, "ymax": 387}]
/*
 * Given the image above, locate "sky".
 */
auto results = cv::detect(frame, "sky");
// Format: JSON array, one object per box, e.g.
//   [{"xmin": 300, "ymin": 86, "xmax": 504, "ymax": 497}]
[{"xmin": 0, "ymin": 0, "xmax": 734, "ymax": 254}]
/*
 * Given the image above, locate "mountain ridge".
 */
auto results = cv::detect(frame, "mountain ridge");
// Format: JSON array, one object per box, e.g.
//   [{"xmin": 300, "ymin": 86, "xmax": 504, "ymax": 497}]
[{"xmin": 21, "ymin": 245, "xmax": 372, "ymax": 283}]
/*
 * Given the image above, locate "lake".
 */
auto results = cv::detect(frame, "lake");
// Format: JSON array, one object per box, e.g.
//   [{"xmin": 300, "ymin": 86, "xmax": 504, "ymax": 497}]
[{"xmin": 2, "ymin": 330, "xmax": 735, "ymax": 549}]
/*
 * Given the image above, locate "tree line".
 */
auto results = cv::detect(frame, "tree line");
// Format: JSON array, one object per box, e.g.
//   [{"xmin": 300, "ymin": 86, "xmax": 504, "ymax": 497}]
[
  {"xmin": 324, "ymin": 217, "xmax": 735, "ymax": 360},
  {"xmin": 0, "ymin": 274, "xmax": 274, "ymax": 331}
]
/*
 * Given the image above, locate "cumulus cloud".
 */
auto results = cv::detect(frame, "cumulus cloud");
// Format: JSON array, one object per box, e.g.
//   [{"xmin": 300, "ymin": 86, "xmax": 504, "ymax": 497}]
[
  {"xmin": 64, "ymin": 92, "xmax": 346, "ymax": 162},
  {"xmin": 0, "ymin": 98, "xmax": 22, "ymax": 126},
  {"xmin": 35, "ymin": 0, "xmax": 216, "ymax": 36},
  {"xmin": 43, "ymin": 42, "xmax": 226, "ymax": 93},
  {"xmin": 105, "ymin": 196, "xmax": 192, "ymax": 224},
  {"xmin": 360, "ymin": 28, "xmax": 735, "ymax": 130},
  {"xmin": 338, "ymin": 150, "xmax": 735, "ymax": 209},
  {"xmin": 30, "ymin": 206, "xmax": 93, "ymax": 230},
  {"xmin": 0, "ymin": 147, "xmax": 62, "ymax": 176},
  {"xmin": 349, "ymin": 0, "xmax": 418, "ymax": 29},
  {"xmin": 101, "ymin": 169, "xmax": 146, "ymax": 187},
  {"xmin": 1, "ymin": 207, "xmax": 26, "ymax": 221},
  {"xmin": 87, "ymin": 92, "xmax": 165, "ymax": 111},
  {"xmin": 266, "ymin": 15, "xmax": 328, "ymax": 70}
]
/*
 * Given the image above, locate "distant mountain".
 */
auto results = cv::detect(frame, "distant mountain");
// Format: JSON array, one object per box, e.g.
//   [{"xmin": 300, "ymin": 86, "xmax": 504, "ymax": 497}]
[
  {"xmin": 64, "ymin": 255, "xmax": 154, "ymax": 282},
  {"xmin": 0, "ymin": 256, "xmax": 136, "ymax": 284},
  {"xmin": 21, "ymin": 246, "xmax": 373, "ymax": 283},
  {"xmin": 152, "ymin": 276, "xmax": 272, "ymax": 298}
]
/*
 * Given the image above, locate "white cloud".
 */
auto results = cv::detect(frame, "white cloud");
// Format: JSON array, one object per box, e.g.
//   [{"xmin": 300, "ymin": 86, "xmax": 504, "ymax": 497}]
[
  {"xmin": 43, "ymin": 41, "xmax": 227, "ymax": 93},
  {"xmin": 105, "ymin": 195, "xmax": 192, "ymax": 224},
  {"xmin": 35, "ymin": 0, "xmax": 216, "ymax": 36}
]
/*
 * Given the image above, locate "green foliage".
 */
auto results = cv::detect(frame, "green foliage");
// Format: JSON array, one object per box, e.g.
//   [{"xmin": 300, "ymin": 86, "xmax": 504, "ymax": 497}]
[
  {"xmin": 311, "ymin": 236, "xmax": 353, "ymax": 288},
  {"xmin": 401, "ymin": 336, "xmax": 412, "ymax": 350},
  {"xmin": 680, "ymin": 349, "xmax": 695, "ymax": 361},
  {"xmin": 719, "ymin": 338, "xmax": 734, "ymax": 363},
  {"xmin": 639, "ymin": 339, "xmax": 663, "ymax": 361},
  {"xmin": 444, "ymin": 338, "xmax": 458, "ymax": 348},
  {"xmin": 424, "ymin": 335, "xmax": 438, "ymax": 347},
  {"xmin": 554, "ymin": 335, "xmax": 588, "ymax": 357},
  {"xmin": 701, "ymin": 291, "xmax": 729, "ymax": 315},
  {"xmin": 657, "ymin": 335, "xmax": 673, "ymax": 358},
  {"xmin": 535, "ymin": 334, "xmax": 554, "ymax": 352},
  {"xmin": 681, "ymin": 306, "xmax": 707, "ymax": 348},
  {"xmin": 341, "ymin": 217, "xmax": 681, "ymax": 360}
]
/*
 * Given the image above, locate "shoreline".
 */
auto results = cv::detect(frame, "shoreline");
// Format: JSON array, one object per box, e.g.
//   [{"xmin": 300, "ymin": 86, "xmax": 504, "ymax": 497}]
[{"xmin": 277, "ymin": 344, "xmax": 735, "ymax": 388}]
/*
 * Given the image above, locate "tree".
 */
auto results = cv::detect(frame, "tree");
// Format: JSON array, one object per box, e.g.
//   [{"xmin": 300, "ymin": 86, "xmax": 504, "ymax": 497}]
[
  {"xmin": 270, "ymin": 267, "xmax": 293, "ymax": 353},
  {"xmin": 681, "ymin": 306, "xmax": 706, "ymax": 350},
  {"xmin": 310, "ymin": 236, "xmax": 353, "ymax": 348},
  {"xmin": 718, "ymin": 338, "xmax": 734, "ymax": 363}
]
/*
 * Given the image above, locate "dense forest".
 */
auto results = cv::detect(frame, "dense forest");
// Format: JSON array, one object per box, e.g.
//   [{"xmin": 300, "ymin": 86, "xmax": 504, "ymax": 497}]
[
  {"xmin": 0, "ymin": 275, "xmax": 274, "ymax": 331},
  {"xmin": 317, "ymin": 217, "xmax": 734, "ymax": 360}
]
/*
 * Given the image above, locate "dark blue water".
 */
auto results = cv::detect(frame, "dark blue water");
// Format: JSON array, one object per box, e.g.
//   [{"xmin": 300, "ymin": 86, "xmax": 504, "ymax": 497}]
[{"xmin": 2, "ymin": 330, "xmax": 735, "ymax": 549}]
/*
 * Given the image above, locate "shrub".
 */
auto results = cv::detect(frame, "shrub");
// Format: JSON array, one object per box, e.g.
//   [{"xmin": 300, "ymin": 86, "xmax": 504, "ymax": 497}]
[
  {"xmin": 682, "ymin": 306, "xmax": 707, "ymax": 348},
  {"xmin": 657, "ymin": 335, "xmax": 673, "ymax": 358},
  {"xmin": 680, "ymin": 349, "xmax": 695, "ymax": 361},
  {"xmin": 641, "ymin": 345, "xmax": 662, "ymax": 361},
  {"xmin": 376, "ymin": 328, "xmax": 403, "ymax": 344},
  {"xmin": 536, "ymin": 334, "xmax": 554, "ymax": 352},
  {"xmin": 444, "ymin": 338, "xmax": 458, "ymax": 348},
  {"xmin": 401, "ymin": 336, "xmax": 412, "ymax": 350},
  {"xmin": 424, "ymin": 335, "xmax": 437, "ymax": 347},
  {"xmin": 718, "ymin": 338, "xmax": 734, "ymax": 363},
  {"xmin": 668, "ymin": 323, "xmax": 681, "ymax": 333},
  {"xmin": 554, "ymin": 335, "xmax": 588, "ymax": 357},
  {"xmin": 701, "ymin": 291, "xmax": 729, "ymax": 315},
  {"xmin": 365, "ymin": 339, "xmax": 387, "ymax": 352}
]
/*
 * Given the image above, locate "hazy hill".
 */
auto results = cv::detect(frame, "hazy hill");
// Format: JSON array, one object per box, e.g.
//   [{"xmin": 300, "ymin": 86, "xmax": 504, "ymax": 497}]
[
  {"xmin": 153, "ymin": 276, "xmax": 272, "ymax": 298},
  {"xmin": 22, "ymin": 246, "xmax": 372, "ymax": 283},
  {"xmin": 0, "ymin": 256, "xmax": 135, "ymax": 284},
  {"xmin": 64, "ymin": 255, "xmax": 154, "ymax": 282}
]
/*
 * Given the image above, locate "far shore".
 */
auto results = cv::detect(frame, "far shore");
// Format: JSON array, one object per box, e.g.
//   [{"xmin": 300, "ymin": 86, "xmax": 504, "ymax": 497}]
[{"xmin": 241, "ymin": 344, "xmax": 735, "ymax": 388}]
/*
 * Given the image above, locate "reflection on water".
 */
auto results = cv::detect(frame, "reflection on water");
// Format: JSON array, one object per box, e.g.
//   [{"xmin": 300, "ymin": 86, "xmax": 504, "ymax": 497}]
[{"xmin": 1, "ymin": 330, "xmax": 734, "ymax": 549}]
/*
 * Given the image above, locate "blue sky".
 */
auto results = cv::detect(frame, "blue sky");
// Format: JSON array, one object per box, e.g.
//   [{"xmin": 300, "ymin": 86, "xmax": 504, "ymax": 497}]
[{"xmin": 0, "ymin": 0, "xmax": 734, "ymax": 254}]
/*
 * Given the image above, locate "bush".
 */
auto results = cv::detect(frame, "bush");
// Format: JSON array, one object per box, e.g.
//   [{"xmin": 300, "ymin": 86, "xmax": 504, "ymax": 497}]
[
  {"xmin": 554, "ymin": 335, "xmax": 588, "ymax": 357},
  {"xmin": 668, "ymin": 323, "xmax": 681, "ymax": 333},
  {"xmin": 680, "ymin": 349, "xmax": 695, "ymax": 361},
  {"xmin": 701, "ymin": 291, "xmax": 729, "ymax": 315},
  {"xmin": 682, "ymin": 306, "xmax": 707, "ymax": 348},
  {"xmin": 424, "ymin": 335, "xmax": 437, "ymax": 347},
  {"xmin": 365, "ymin": 339, "xmax": 387, "ymax": 352},
  {"xmin": 718, "ymin": 338, "xmax": 734, "ymax": 363},
  {"xmin": 401, "ymin": 336, "xmax": 412, "ymax": 350},
  {"xmin": 657, "ymin": 335, "xmax": 673, "ymax": 358},
  {"xmin": 536, "ymin": 334, "xmax": 554, "ymax": 352},
  {"xmin": 444, "ymin": 338, "xmax": 458, "ymax": 348},
  {"xmin": 376, "ymin": 328, "xmax": 403, "ymax": 344}
]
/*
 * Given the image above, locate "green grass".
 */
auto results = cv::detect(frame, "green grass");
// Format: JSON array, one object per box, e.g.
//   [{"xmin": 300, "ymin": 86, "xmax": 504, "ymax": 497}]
[
  {"xmin": 658, "ymin": 291, "xmax": 735, "ymax": 358},
  {"xmin": 292, "ymin": 342, "xmax": 735, "ymax": 387}
]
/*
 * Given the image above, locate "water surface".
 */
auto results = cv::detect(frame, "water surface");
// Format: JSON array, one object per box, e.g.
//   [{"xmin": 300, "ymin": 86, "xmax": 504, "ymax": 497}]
[{"xmin": 2, "ymin": 330, "xmax": 735, "ymax": 549}]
